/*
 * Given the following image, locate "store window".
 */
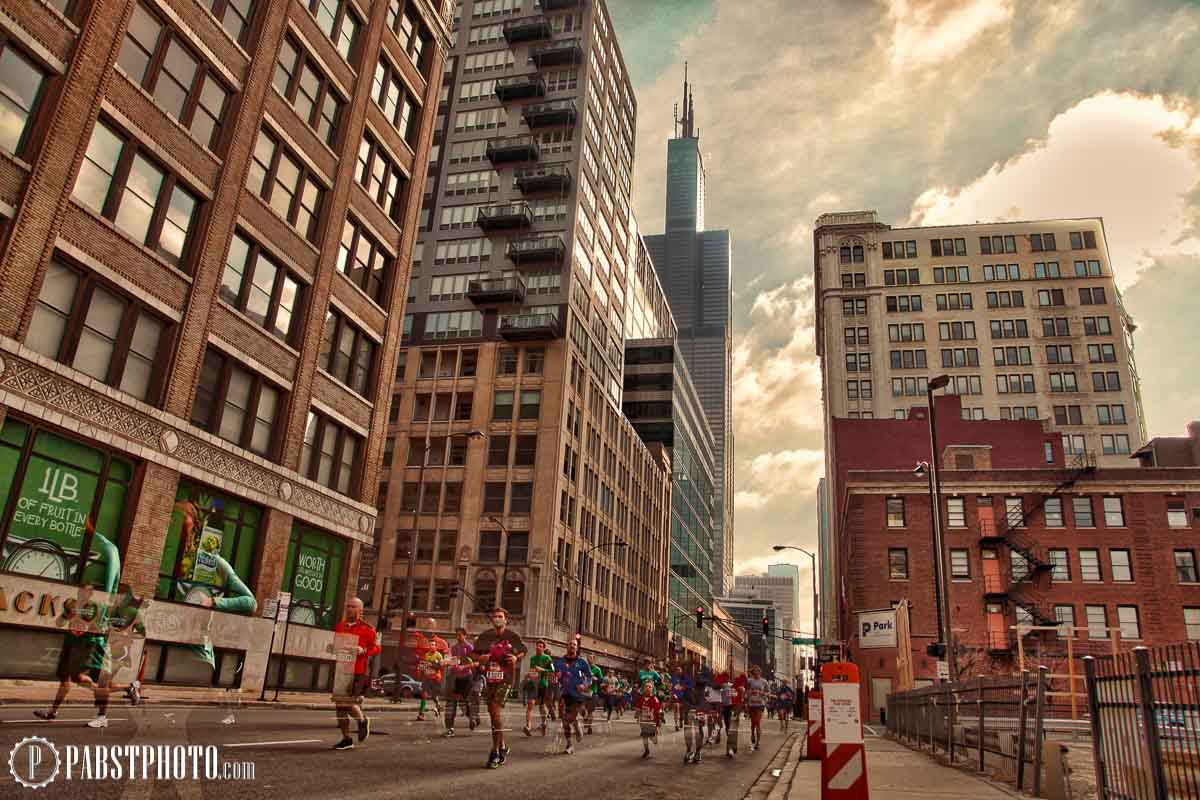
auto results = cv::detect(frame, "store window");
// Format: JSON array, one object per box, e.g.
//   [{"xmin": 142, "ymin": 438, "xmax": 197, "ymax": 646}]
[
  {"xmin": 0, "ymin": 418, "xmax": 134, "ymax": 587},
  {"xmin": 155, "ymin": 480, "xmax": 261, "ymax": 607},
  {"xmin": 281, "ymin": 523, "xmax": 347, "ymax": 629}
]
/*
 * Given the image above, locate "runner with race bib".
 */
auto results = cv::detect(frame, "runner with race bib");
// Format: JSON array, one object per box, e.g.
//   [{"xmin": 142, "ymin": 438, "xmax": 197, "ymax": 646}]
[{"xmin": 745, "ymin": 665, "xmax": 769, "ymax": 751}]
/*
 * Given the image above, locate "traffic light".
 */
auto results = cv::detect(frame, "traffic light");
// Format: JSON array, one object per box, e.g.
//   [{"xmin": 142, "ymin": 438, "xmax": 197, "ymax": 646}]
[
  {"xmin": 926, "ymin": 642, "xmax": 946, "ymax": 658},
  {"xmin": 762, "ymin": 616, "xmax": 770, "ymax": 636},
  {"xmin": 695, "ymin": 606, "xmax": 705, "ymax": 629}
]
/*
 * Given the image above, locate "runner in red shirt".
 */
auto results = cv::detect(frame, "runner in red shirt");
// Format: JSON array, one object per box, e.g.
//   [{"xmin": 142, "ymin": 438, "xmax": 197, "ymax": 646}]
[
  {"xmin": 635, "ymin": 680, "xmax": 662, "ymax": 759},
  {"xmin": 413, "ymin": 617, "xmax": 449, "ymax": 721},
  {"xmin": 332, "ymin": 598, "xmax": 380, "ymax": 750}
]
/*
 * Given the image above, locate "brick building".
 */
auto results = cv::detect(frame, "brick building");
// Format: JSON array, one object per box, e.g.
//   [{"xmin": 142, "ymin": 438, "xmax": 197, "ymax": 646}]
[
  {"xmin": 829, "ymin": 395, "xmax": 1200, "ymax": 720},
  {"xmin": 371, "ymin": 0, "xmax": 675, "ymax": 674},
  {"xmin": 0, "ymin": 0, "xmax": 449, "ymax": 692}
]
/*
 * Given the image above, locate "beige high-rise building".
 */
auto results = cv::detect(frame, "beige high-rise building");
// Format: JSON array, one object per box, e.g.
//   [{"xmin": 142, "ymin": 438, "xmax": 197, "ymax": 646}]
[{"xmin": 813, "ymin": 212, "xmax": 1145, "ymax": 468}]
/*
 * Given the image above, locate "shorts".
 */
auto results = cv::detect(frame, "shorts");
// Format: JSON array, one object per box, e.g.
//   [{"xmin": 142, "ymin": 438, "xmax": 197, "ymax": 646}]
[
  {"xmin": 450, "ymin": 675, "xmax": 473, "ymax": 696},
  {"xmin": 58, "ymin": 636, "xmax": 105, "ymax": 683},
  {"xmin": 562, "ymin": 694, "xmax": 583, "ymax": 715},
  {"xmin": 521, "ymin": 682, "xmax": 540, "ymax": 703},
  {"xmin": 483, "ymin": 682, "xmax": 511, "ymax": 707},
  {"xmin": 422, "ymin": 679, "xmax": 442, "ymax": 698}
]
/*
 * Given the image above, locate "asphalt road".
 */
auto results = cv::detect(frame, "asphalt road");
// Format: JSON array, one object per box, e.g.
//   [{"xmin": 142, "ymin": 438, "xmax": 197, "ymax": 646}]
[{"xmin": 0, "ymin": 703, "xmax": 797, "ymax": 799}]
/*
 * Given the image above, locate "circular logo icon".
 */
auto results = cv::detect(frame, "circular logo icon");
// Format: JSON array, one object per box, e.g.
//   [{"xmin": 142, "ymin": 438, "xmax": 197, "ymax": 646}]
[{"xmin": 9, "ymin": 736, "xmax": 61, "ymax": 789}]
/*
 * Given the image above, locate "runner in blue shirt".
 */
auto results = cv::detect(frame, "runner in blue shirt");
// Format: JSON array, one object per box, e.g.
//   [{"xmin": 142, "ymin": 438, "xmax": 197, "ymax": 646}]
[{"xmin": 552, "ymin": 639, "xmax": 593, "ymax": 755}]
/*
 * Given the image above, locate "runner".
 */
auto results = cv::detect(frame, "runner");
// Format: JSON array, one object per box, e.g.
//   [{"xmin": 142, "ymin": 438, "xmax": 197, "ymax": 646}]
[
  {"xmin": 601, "ymin": 670, "xmax": 617, "ymax": 723},
  {"xmin": 544, "ymin": 657, "xmax": 560, "ymax": 722},
  {"xmin": 745, "ymin": 665, "xmax": 769, "ymax": 751},
  {"xmin": 552, "ymin": 638, "xmax": 592, "ymax": 755},
  {"xmin": 681, "ymin": 665, "xmax": 706, "ymax": 764},
  {"xmin": 520, "ymin": 662, "xmax": 540, "ymax": 735},
  {"xmin": 474, "ymin": 608, "xmax": 526, "ymax": 768},
  {"xmin": 584, "ymin": 657, "xmax": 603, "ymax": 734},
  {"xmin": 414, "ymin": 618, "xmax": 449, "ymax": 721},
  {"xmin": 777, "ymin": 679, "xmax": 795, "ymax": 732},
  {"xmin": 720, "ymin": 669, "xmax": 738, "ymax": 758},
  {"xmin": 530, "ymin": 640, "xmax": 554, "ymax": 734},
  {"xmin": 704, "ymin": 667, "xmax": 725, "ymax": 746},
  {"xmin": 635, "ymin": 680, "xmax": 662, "ymax": 759},
  {"xmin": 332, "ymin": 598, "xmax": 379, "ymax": 750},
  {"xmin": 443, "ymin": 626, "xmax": 475, "ymax": 737},
  {"xmin": 670, "ymin": 664, "xmax": 690, "ymax": 730},
  {"xmin": 637, "ymin": 658, "xmax": 662, "ymax": 697}
]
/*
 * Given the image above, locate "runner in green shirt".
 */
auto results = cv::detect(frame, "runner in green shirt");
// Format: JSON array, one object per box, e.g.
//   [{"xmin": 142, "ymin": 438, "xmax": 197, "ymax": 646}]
[
  {"xmin": 585, "ymin": 661, "xmax": 603, "ymax": 734},
  {"xmin": 638, "ymin": 657, "xmax": 662, "ymax": 694},
  {"xmin": 524, "ymin": 640, "xmax": 554, "ymax": 736}
]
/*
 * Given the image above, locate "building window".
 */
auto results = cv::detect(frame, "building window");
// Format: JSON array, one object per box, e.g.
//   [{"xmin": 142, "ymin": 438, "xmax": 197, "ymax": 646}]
[
  {"xmin": 319, "ymin": 310, "xmax": 376, "ymax": 398},
  {"xmin": 1175, "ymin": 550, "xmax": 1198, "ymax": 583},
  {"xmin": 949, "ymin": 549, "xmax": 970, "ymax": 579},
  {"xmin": 886, "ymin": 498, "xmax": 905, "ymax": 528},
  {"xmin": 334, "ymin": 217, "xmax": 392, "ymax": 303},
  {"xmin": 945, "ymin": 498, "xmax": 965, "ymax": 527},
  {"xmin": 371, "ymin": 57, "xmax": 419, "ymax": 144},
  {"xmin": 1004, "ymin": 496, "xmax": 1024, "ymax": 527},
  {"xmin": 1103, "ymin": 497, "xmax": 1125, "ymax": 527},
  {"xmin": 307, "ymin": 0, "xmax": 360, "ymax": 61},
  {"xmin": 1053, "ymin": 405, "xmax": 1083, "ymax": 425},
  {"xmin": 1054, "ymin": 605, "xmax": 1076, "ymax": 639},
  {"xmin": 1085, "ymin": 605, "xmax": 1108, "ymax": 639},
  {"xmin": 1079, "ymin": 549, "xmax": 1102, "ymax": 582},
  {"xmin": 26, "ymin": 258, "xmax": 169, "ymax": 404},
  {"xmin": 492, "ymin": 390, "xmax": 514, "ymax": 421},
  {"xmin": 473, "ymin": 570, "xmax": 498, "ymax": 610},
  {"xmin": 930, "ymin": 238, "xmax": 967, "ymax": 257},
  {"xmin": 1044, "ymin": 498, "xmax": 1064, "ymax": 527},
  {"xmin": 1168, "ymin": 500, "xmax": 1188, "ymax": 528},
  {"xmin": 510, "ymin": 482, "xmax": 532, "ymax": 514},
  {"xmin": 1079, "ymin": 287, "xmax": 1107, "ymax": 305},
  {"xmin": 483, "ymin": 483, "xmax": 506, "ymax": 514},
  {"xmin": 273, "ymin": 36, "xmax": 345, "ymax": 146},
  {"xmin": 423, "ymin": 310, "xmax": 483, "ymax": 339},
  {"xmin": 118, "ymin": 3, "xmax": 231, "ymax": 151},
  {"xmin": 1049, "ymin": 549, "xmax": 1070, "ymax": 581},
  {"xmin": 389, "ymin": 1, "xmax": 430, "ymax": 74},
  {"xmin": 355, "ymin": 134, "xmax": 407, "ymax": 223},
  {"xmin": 525, "ymin": 347, "xmax": 545, "ymax": 375},
  {"xmin": 191, "ymin": 348, "xmax": 282, "ymax": 457},
  {"xmin": 1109, "ymin": 549, "xmax": 1132, "ymax": 582},
  {"xmin": 1011, "ymin": 550, "xmax": 1030, "ymax": 582},
  {"xmin": 487, "ymin": 435, "xmax": 509, "ymax": 467},
  {"xmin": 1117, "ymin": 606, "xmax": 1140, "ymax": 640},
  {"xmin": 246, "ymin": 128, "xmax": 325, "ymax": 243},
  {"xmin": 1073, "ymin": 496, "xmax": 1094, "ymax": 527},
  {"xmin": 519, "ymin": 390, "xmax": 541, "ymax": 420},
  {"xmin": 1100, "ymin": 434, "xmax": 1130, "ymax": 455},
  {"xmin": 0, "ymin": 40, "xmax": 49, "ymax": 158},
  {"xmin": 1091, "ymin": 371, "xmax": 1122, "ymax": 392},
  {"xmin": 1185, "ymin": 608, "xmax": 1200, "ymax": 641},
  {"xmin": 299, "ymin": 411, "xmax": 361, "ymax": 496},
  {"xmin": 1069, "ymin": 231, "xmax": 1098, "ymax": 249},
  {"xmin": 208, "ymin": 0, "xmax": 257, "ymax": 43},
  {"xmin": 888, "ymin": 548, "xmax": 908, "ymax": 580},
  {"xmin": 73, "ymin": 120, "xmax": 200, "ymax": 268},
  {"xmin": 220, "ymin": 232, "xmax": 303, "ymax": 342},
  {"xmin": 514, "ymin": 434, "xmax": 537, "ymax": 467}
]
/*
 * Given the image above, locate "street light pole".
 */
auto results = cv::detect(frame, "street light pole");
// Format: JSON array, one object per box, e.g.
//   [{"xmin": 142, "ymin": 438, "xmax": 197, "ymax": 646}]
[
  {"xmin": 395, "ymin": 429, "xmax": 483, "ymax": 679},
  {"xmin": 773, "ymin": 544, "xmax": 819, "ymax": 685},
  {"xmin": 925, "ymin": 376, "xmax": 957, "ymax": 681},
  {"xmin": 575, "ymin": 540, "xmax": 628, "ymax": 641}
]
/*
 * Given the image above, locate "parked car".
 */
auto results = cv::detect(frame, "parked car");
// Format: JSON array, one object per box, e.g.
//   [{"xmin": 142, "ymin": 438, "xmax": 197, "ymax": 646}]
[{"xmin": 368, "ymin": 672, "xmax": 422, "ymax": 698}]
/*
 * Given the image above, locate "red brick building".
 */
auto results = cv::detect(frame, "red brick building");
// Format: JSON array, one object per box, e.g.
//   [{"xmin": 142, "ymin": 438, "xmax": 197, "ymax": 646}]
[
  {"xmin": 0, "ymin": 0, "xmax": 450, "ymax": 692},
  {"xmin": 829, "ymin": 395, "xmax": 1200, "ymax": 720}
]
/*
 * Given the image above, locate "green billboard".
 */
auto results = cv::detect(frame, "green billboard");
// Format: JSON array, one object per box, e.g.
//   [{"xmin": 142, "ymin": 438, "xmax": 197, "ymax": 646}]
[{"xmin": 281, "ymin": 523, "xmax": 346, "ymax": 629}]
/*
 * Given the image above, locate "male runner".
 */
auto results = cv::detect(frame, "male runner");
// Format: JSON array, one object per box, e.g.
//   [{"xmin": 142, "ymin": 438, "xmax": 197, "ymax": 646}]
[
  {"xmin": 474, "ymin": 608, "xmax": 526, "ymax": 768},
  {"xmin": 745, "ymin": 665, "xmax": 769, "ymax": 751},
  {"xmin": 637, "ymin": 658, "xmax": 662, "ymax": 697},
  {"xmin": 777, "ymin": 680, "xmax": 795, "ymax": 732},
  {"xmin": 524, "ymin": 639, "xmax": 553, "ymax": 735},
  {"xmin": 584, "ymin": 658, "xmax": 603, "ymax": 734},
  {"xmin": 635, "ymin": 680, "xmax": 662, "ymax": 759},
  {"xmin": 444, "ymin": 626, "xmax": 475, "ymax": 736},
  {"xmin": 681, "ymin": 665, "xmax": 706, "ymax": 764},
  {"xmin": 333, "ymin": 598, "xmax": 380, "ymax": 750},
  {"xmin": 414, "ymin": 618, "xmax": 448, "ymax": 721},
  {"xmin": 552, "ymin": 639, "xmax": 592, "ymax": 754}
]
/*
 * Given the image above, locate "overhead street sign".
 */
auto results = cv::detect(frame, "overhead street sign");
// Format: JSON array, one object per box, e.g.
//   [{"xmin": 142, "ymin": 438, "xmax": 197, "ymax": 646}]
[{"xmin": 792, "ymin": 637, "xmax": 821, "ymax": 645}]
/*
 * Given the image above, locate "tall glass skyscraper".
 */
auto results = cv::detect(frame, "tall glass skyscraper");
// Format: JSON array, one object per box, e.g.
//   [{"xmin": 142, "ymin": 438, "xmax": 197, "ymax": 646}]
[{"xmin": 644, "ymin": 71, "xmax": 734, "ymax": 596}]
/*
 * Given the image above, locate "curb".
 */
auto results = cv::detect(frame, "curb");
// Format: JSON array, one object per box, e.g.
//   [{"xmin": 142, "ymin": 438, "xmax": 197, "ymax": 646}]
[
  {"xmin": 767, "ymin": 733, "xmax": 808, "ymax": 800},
  {"xmin": 0, "ymin": 698, "xmax": 418, "ymax": 713}
]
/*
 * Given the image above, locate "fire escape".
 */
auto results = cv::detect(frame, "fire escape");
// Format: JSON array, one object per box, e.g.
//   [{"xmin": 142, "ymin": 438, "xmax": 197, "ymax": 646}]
[{"xmin": 982, "ymin": 452, "xmax": 1097, "ymax": 654}]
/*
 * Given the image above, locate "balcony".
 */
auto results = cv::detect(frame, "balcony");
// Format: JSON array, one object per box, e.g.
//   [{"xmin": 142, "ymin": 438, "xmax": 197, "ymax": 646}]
[
  {"xmin": 982, "ymin": 574, "xmax": 1008, "ymax": 600},
  {"xmin": 521, "ymin": 99, "xmax": 577, "ymax": 129},
  {"xmin": 506, "ymin": 233, "xmax": 566, "ymax": 266},
  {"xmin": 495, "ymin": 74, "xmax": 546, "ymax": 103},
  {"xmin": 467, "ymin": 276, "xmax": 526, "ymax": 306},
  {"xmin": 986, "ymin": 631, "xmax": 1013, "ymax": 655},
  {"xmin": 978, "ymin": 518, "xmax": 1004, "ymax": 544},
  {"xmin": 540, "ymin": 0, "xmax": 582, "ymax": 9},
  {"xmin": 502, "ymin": 15, "xmax": 552, "ymax": 44},
  {"xmin": 486, "ymin": 134, "xmax": 539, "ymax": 166},
  {"xmin": 499, "ymin": 311, "xmax": 561, "ymax": 341},
  {"xmin": 476, "ymin": 202, "xmax": 534, "ymax": 233},
  {"xmin": 530, "ymin": 38, "xmax": 583, "ymax": 68},
  {"xmin": 514, "ymin": 162, "xmax": 571, "ymax": 194}
]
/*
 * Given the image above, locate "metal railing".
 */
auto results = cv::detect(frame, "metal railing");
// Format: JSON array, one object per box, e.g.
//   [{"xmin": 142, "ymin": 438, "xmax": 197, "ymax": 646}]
[
  {"xmin": 887, "ymin": 669, "xmax": 1051, "ymax": 795},
  {"xmin": 1084, "ymin": 644, "xmax": 1200, "ymax": 800}
]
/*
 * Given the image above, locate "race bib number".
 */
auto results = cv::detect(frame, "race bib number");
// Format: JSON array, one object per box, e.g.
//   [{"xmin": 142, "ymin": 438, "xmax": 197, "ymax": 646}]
[
  {"xmin": 749, "ymin": 690, "xmax": 765, "ymax": 705},
  {"xmin": 485, "ymin": 665, "xmax": 504, "ymax": 684}
]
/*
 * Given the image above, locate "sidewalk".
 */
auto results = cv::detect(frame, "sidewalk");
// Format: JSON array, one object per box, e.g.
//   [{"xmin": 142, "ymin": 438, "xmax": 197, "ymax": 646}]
[
  {"xmin": 0, "ymin": 680, "xmax": 416, "ymax": 713},
  {"xmin": 783, "ymin": 735, "xmax": 1018, "ymax": 800}
]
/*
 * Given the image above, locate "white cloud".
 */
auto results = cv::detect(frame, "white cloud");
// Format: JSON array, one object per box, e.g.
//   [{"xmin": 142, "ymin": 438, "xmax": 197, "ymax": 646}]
[
  {"xmin": 887, "ymin": 0, "xmax": 1016, "ymax": 72},
  {"xmin": 908, "ymin": 92, "xmax": 1200, "ymax": 288}
]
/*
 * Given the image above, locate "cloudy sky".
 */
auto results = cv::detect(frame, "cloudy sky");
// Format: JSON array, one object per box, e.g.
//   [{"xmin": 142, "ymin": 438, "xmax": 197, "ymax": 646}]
[{"xmin": 606, "ymin": 0, "xmax": 1200, "ymax": 630}]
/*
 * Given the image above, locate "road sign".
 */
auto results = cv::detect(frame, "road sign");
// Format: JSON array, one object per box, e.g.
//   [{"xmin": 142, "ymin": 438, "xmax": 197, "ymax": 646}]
[
  {"xmin": 936, "ymin": 660, "xmax": 949, "ymax": 680},
  {"xmin": 793, "ymin": 637, "xmax": 821, "ymax": 645}
]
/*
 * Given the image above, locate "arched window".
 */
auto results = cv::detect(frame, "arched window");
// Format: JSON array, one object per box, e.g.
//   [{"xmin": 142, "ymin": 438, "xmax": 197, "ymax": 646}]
[
  {"xmin": 853, "ymin": 245, "xmax": 864, "ymax": 263},
  {"xmin": 473, "ymin": 569, "xmax": 497, "ymax": 612},
  {"xmin": 839, "ymin": 246, "xmax": 851, "ymax": 264},
  {"xmin": 501, "ymin": 571, "xmax": 525, "ymax": 616}
]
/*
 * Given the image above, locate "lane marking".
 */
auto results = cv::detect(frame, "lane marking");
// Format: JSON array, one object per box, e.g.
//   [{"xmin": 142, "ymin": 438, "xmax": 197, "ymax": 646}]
[
  {"xmin": 3, "ymin": 717, "xmax": 129, "ymax": 724},
  {"xmin": 222, "ymin": 738, "xmax": 323, "ymax": 748}
]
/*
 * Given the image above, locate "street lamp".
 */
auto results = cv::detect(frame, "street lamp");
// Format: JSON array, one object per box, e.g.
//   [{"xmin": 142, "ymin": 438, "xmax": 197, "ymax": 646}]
[
  {"xmin": 396, "ymin": 428, "xmax": 484, "ymax": 676},
  {"xmin": 576, "ymin": 540, "xmax": 628, "ymax": 640},
  {"xmin": 924, "ymin": 375, "xmax": 957, "ymax": 681},
  {"xmin": 771, "ymin": 545, "xmax": 819, "ymax": 650}
]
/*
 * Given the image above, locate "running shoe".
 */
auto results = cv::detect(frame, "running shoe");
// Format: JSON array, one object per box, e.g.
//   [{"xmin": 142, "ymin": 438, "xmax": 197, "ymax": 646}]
[
  {"xmin": 498, "ymin": 745, "xmax": 510, "ymax": 764},
  {"xmin": 726, "ymin": 747, "xmax": 734, "ymax": 758},
  {"xmin": 87, "ymin": 716, "xmax": 108, "ymax": 729},
  {"xmin": 585, "ymin": 725, "xmax": 593, "ymax": 735},
  {"xmin": 358, "ymin": 717, "xmax": 371, "ymax": 743},
  {"xmin": 694, "ymin": 751, "xmax": 704, "ymax": 764},
  {"xmin": 641, "ymin": 750, "xmax": 650, "ymax": 759},
  {"xmin": 469, "ymin": 717, "xmax": 478, "ymax": 731},
  {"xmin": 126, "ymin": 681, "xmax": 141, "ymax": 706},
  {"xmin": 33, "ymin": 710, "xmax": 56, "ymax": 721},
  {"xmin": 683, "ymin": 752, "xmax": 693, "ymax": 764},
  {"xmin": 221, "ymin": 714, "xmax": 237, "ymax": 725},
  {"xmin": 523, "ymin": 725, "xmax": 532, "ymax": 737},
  {"xmin": 443, "ymin": 728, "xmax": 455, "ymax": 737},
  {"xmin": 564, "ymin": 742, "xmax": 575, "ymax": 755},
  {"xmin": 416, "ymin": 713, "xmax": 426, "ymax": 721},
  {"xmin": 333, "ymin": 737, "xmax": 354, "ymax": 750}
]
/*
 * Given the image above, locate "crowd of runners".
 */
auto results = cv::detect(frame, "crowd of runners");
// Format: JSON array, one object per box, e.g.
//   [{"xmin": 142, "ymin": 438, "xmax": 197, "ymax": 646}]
[{"xmin": 336, "ymin": 603, "xmax": 810, "ymax": 769}]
